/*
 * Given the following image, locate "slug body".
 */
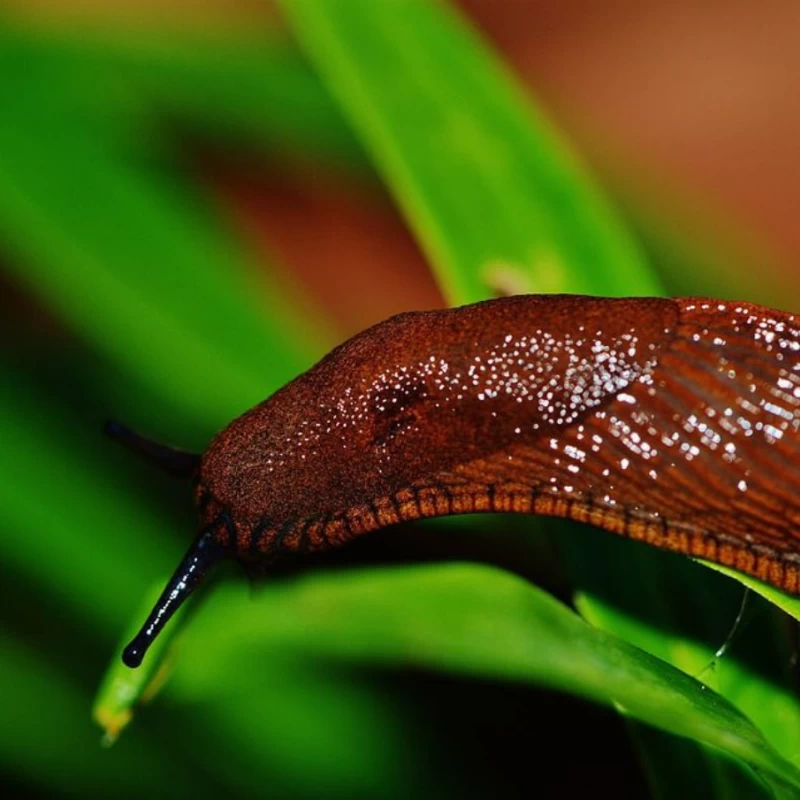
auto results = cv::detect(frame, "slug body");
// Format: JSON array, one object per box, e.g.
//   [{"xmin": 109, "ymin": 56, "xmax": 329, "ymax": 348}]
[{"xmin": 121, "ymin": 295, "xmax": 800, "ymax": 667}]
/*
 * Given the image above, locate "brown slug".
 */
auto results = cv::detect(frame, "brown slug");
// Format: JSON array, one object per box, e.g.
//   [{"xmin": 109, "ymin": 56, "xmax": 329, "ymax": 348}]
[{"xmin": 115, "ymin": 294, "xmax": 800, "ymax": 668}]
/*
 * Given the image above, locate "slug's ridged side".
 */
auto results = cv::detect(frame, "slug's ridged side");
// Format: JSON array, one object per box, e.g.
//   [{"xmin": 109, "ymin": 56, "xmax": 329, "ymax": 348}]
[
  {"xmin": 198, "ymin": 295, "xmax": 800, "ymax": 594},
  {"xmin": 439, "ymin": 299, "xmax": 800, "ymax": 593}
]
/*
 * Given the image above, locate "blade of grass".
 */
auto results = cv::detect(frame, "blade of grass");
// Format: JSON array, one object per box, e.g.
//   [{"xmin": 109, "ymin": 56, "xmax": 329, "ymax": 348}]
[
  {"xmin": 0, "ymin": 87, "xmax": 324, "ymax": 434},
  {"xmin": 281, "ymin": 0, "xmax": 656, "ymax": 304},
  {"xmin": 697, "ymin": 561, "xmax": 800, "ymax": 624},
  {"xmin": 170, "ymin": 563, "xmax": 800, "ymax": 791}
]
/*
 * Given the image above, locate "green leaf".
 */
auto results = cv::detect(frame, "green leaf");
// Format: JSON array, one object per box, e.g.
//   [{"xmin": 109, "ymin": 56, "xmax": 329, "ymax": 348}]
[
  {"xmin": 0, "ymin": 19, "xmax": 366, "ymax": 169},
  {"xmin": 0, "ymin": 632, "xmax": 203, "ymax": 795},
  {"xmin": 0, "ymin": 80, "xmax": 324, "ymax": 434},
  {"xmin": 280, "ymin": 0, "xmax": 657, "ymax": 303},
  {"xmin": 0, "ymin": 378, "xmax": 176, "ymax": 632},
  {"xmin": 697, "ymin": 560, "xmax": 800, "ymax": 624},
  {"xmin": 171, "ymin": 564, "xmax": 800, "ymax": 791}
]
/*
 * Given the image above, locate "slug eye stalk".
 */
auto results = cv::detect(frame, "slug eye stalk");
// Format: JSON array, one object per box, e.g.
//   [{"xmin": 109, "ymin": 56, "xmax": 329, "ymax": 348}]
[
  {"xmin": 122, "ymin": 529, "xmax": 224, "ymax": 668},
  {"xmin": 105, "ymin": 420, "xmax": 201, "ymax": 479}
]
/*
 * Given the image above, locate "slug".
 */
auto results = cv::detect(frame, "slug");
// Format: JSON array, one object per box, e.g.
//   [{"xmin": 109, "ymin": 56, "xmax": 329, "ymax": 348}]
[{"xmin": 116, "ymin": 294, "xmax": 800, "ymax": 668}]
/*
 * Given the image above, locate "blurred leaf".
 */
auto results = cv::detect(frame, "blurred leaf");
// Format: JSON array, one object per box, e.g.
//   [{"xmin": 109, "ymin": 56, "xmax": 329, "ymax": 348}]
[
  {"xmin": 181, "ymin": 661, "xmax": 415, "ymax": 799},
  {"xmin": 0, "ymin": 19, "xmax": 366, "ymax": 168},
  {"xmin": 632, "ymin": 723, "xmax": 774, "ymax": 799},
  {"xmin": 171, "ymin": 564, "xmax": 800, "ymax": 791},
  {"xmin": 280, "ymin": 0, "xmax": 656, "ymax": 304},
  {"xmin": 0, "ymin": 83, "xmax": 324, "ymax": 434},
  {"xmin": 0, "ymin": 378, "xmax": 175, "ymax": 632},
  {"xmin": 0, "ymin": 632, "xmax": 206, "ymax": 796}
]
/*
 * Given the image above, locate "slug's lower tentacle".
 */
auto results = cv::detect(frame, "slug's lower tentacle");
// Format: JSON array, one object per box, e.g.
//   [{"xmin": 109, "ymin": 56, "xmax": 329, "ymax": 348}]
[
  {"xmin": 122, "ymin": 527, "xmax": 224, "ymax": 668},
  {"xmin": 105, "ymin": 420, "xmax": 200, "ymax": 478}
]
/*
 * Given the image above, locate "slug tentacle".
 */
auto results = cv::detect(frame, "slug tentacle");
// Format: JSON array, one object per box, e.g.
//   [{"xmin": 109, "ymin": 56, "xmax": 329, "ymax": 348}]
[
  {"xmin": 105, "ymin": 420, "xmax": 201, "ymax": 479},
  {"xmin": 122, "ymin": 527, "xmax": 224, "ymax": 668}
]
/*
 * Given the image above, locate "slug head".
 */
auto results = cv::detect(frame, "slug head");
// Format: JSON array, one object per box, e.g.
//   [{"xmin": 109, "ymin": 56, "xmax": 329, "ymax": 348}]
[
  {"xmin": 199, "ymin": 295, "xmax": 676, "ymax": 547},
  {"xmin": 122, "ymin": 294, "xmax": 677, "ymax": 667}
]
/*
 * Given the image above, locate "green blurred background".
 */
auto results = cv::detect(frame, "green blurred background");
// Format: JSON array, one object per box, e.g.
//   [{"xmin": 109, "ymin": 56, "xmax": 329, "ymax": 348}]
[{"xmin": 3, "ymin": 1, "xmax": 800, "ymax": 797}]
